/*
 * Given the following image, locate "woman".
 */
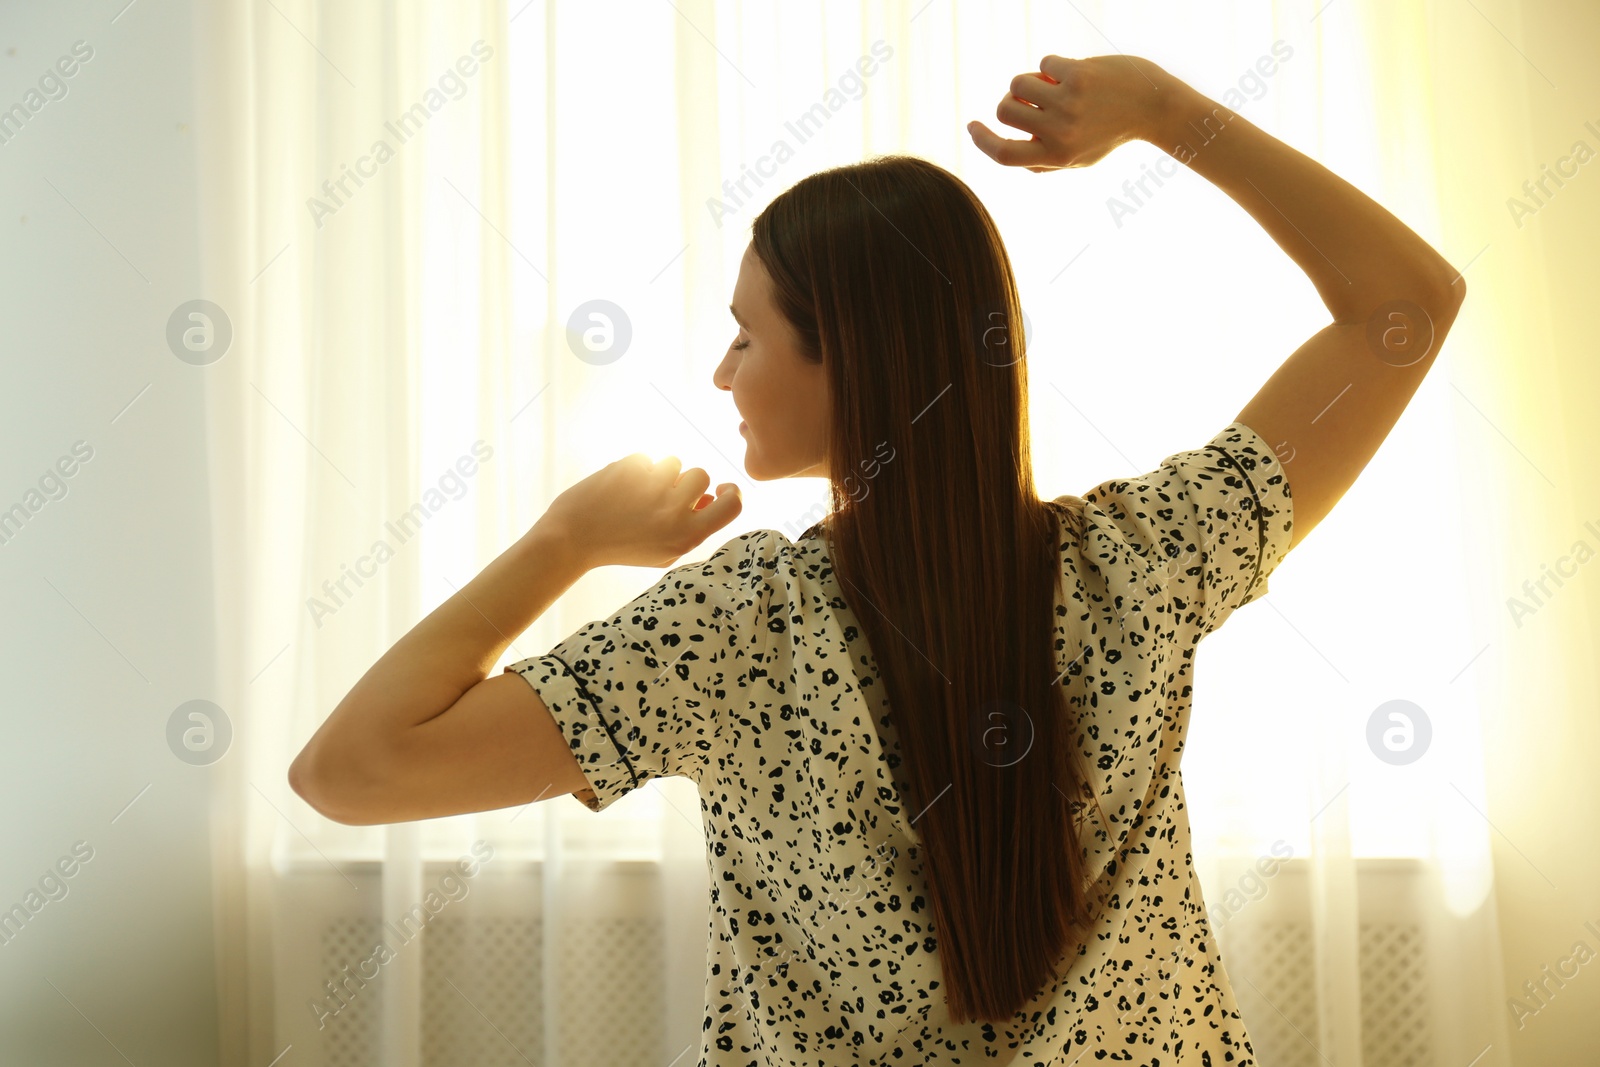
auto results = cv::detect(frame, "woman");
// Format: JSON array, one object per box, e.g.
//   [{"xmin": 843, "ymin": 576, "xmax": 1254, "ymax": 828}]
[{"xmin": 290, "ymin": 53, "xmax": 1466, "ymax": 1065}]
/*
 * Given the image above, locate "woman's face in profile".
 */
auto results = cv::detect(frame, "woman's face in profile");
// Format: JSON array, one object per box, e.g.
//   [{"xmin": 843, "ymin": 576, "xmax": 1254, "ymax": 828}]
[{"xmin": 714, "ymin": 244, "xmax": 831, "ymax": 482}]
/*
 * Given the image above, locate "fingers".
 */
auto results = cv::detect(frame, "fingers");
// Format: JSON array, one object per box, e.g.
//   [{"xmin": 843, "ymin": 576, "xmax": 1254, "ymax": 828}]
[
  {"xmin": 1039, "ymin": 54, "xmax": 1075, "ymax": 84},
  {"xmin": 692, "ymin": 483, "xmax": 743, "ymax": 530},
  {"xmin": 966, "ymin": 119, "xmax": 1054, "ymax": 168},
  {"xmin": 1007, "ymin": 70, "xmax": 1059, "ymax": 108},
  {"xmin": 995, "ymin": 92, "xmax": 1049, "ymax": 132},
  {"xmin": 969, "ymin": 58, "xmax": 1076, "ymax": 168},
  {"xmin": 671, "ymin": 464, "xmax": 711, "ymax": 503},
  {"xmin": 653, "ymin": 460, "xmax": 741, "ymax": 534},
  {"xmin": 960, "ymin": 53, "xmax": 1088, "ymax": 167}
]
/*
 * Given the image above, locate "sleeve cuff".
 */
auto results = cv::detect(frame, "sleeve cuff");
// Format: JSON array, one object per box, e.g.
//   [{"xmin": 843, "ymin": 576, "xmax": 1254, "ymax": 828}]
[{"xmin": 503, "ymin": 653, "xmax": 640, "ymax": 813}]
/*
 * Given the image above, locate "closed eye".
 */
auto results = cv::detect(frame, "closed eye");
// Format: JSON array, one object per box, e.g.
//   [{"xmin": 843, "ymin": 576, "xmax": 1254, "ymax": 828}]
[{"xmin": 731, "ymin": 339, "xmax": 750, "ymax": 351}]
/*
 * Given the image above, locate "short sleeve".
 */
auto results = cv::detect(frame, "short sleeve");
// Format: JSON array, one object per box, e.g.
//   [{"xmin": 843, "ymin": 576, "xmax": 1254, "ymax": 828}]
[
  {"xmin": 502, "ymin": 532, "xmax": 772, "ymax": 813},
  {"xmin": 1078, "ymin": 420, "xmax": 1294, "ymax": 640}
]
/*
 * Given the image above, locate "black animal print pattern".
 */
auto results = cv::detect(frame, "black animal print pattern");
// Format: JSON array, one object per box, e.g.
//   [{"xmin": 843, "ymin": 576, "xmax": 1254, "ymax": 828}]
[{"xmin": 504, "ymin": 420, "xmax": 1294, "ymax": 1065}]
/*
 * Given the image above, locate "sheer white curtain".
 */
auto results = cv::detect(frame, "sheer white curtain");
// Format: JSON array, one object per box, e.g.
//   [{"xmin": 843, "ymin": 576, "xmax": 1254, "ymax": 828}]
[{"xmin": 192, "ymin": 1, "xmax": 1513, "ymax": 1064}]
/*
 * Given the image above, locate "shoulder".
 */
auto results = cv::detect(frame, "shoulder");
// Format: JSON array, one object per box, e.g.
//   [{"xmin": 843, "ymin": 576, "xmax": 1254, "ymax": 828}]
[
  {"xmin": 658, "ymin": 526, "xmax": 823, "ymax": 615},
  {"xmin": 690, "ymin": 526, "xmax": 816, "ymax": 578}
]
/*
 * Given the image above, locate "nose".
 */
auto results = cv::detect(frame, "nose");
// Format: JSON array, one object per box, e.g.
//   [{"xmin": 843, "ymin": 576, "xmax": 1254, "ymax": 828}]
[{"xmin": 713, "ymin": 345, "xmax": 736, "ymax": 392}]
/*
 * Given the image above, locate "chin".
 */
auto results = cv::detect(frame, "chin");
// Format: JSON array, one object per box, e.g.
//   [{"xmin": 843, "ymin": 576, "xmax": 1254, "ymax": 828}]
[
  {"xmin": 741, "ymin": 456, "xmax": 800, "ymax": 482},
  {"xmin": 741, "ymin": 437, "xmax": 826, "ymax": 481},
  {"xmin": 738, "ymin": 449, "xmax": 774, "ymax": 481}
]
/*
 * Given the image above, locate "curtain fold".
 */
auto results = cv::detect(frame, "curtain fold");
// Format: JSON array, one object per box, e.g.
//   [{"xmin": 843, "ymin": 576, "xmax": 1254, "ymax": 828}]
[{"xmin": 192, "ymin": 2, "xmax": 1526, "ymax": 1063}]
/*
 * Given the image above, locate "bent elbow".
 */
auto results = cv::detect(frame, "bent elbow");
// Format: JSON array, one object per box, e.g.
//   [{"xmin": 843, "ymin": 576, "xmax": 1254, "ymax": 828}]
[
  {"xmin": 289, "ymin": 746, "xmax": 365, "ymax": 825},
  {"xmin": 1430, "ymin": 274, "xmax": 1467, "ymax": 344},
  {"xmin": 1441, "ymin": 271, "xmax": 1466, "ymax": 316},
  {"xmin": 1404, "ymin": 272, "xmax": 1466, "ymax": 351},
  {"xmin": 1427, "ymin": 263, "xmax": 1467, "ymax": 319},
  {"xmin": 288, "ymin": 751, "xmax": 332, "ymax": 816}
]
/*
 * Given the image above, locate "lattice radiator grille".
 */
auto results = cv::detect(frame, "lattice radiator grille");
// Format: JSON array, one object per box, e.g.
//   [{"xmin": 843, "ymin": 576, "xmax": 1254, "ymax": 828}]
[
  {"xmin": 319, "ymin": 919, "xmax": 383, "ymax": 1067},
  {"xmin": 280, "ymin": 859, "xmax": 1491, "ymax": 1065},
  {"xmin": 1222, "ymin": 918, "xmax": 1432, "ymax": 1067},
  {"xmin": 276, "ymin": 860, "xmax": 676, "ymax": 1067},
  {"xmin": 419, "ymin": 917, "xmax": 544, "ymax": 1067},
  {"xmin": 1226, "ymin": 919, "xmax": 1321, "ymax": 1066},
  {"xmin": 555, "ymin": 917, "xmax": 666, "ymax": 1062},
  {"xmin": 1358, "ymin": 920, "xmax": 1431, "ymax": 1067},
  {"xmin": 312, "ymin": 915, "xmax": 665, "ymax": 1067}
]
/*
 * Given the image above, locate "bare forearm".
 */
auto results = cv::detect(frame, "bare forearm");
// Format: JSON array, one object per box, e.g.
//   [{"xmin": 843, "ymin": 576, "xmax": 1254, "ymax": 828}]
[
  {"xmin": 292, "ymin": 521, "xmax": 590, "ymax": 771},
  {"xmin": 1144, "ymin": 83, "xmax": 1462, "ymax": 320}
]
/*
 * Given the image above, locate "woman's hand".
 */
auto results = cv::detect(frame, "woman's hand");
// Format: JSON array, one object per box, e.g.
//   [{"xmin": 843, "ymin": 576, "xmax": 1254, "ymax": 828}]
[
  {"xmin": 537, "ymin": 454, "xmax": 743, "ymax": 570},
  {"xmin": 967, "ymin": 54, "xmax": 1182, "ymax": 172}
]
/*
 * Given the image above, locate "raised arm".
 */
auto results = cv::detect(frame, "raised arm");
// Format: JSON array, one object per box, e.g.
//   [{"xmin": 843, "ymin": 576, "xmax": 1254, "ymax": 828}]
[{"xmin": 969, "ymin": 54, "xmax": 1467, "ymax": 550}]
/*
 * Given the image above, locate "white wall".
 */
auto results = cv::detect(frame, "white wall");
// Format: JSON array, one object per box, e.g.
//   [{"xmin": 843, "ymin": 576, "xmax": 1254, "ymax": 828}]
[{"xmin": 0, "ymin": 1, "xmax": 221, "ymax": 1061}]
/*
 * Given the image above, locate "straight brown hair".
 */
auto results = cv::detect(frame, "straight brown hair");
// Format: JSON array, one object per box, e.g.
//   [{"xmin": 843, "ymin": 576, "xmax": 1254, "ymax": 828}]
[{"xmin": 749, "ymin": 154, "xmax": 1108, "ymax": 1023}]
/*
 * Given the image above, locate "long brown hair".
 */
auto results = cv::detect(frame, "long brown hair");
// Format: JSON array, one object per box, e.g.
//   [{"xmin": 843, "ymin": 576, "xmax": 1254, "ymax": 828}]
[{"xmin": 749, "ymin": 154, "xmax": 1108, "ymax": 1023}]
